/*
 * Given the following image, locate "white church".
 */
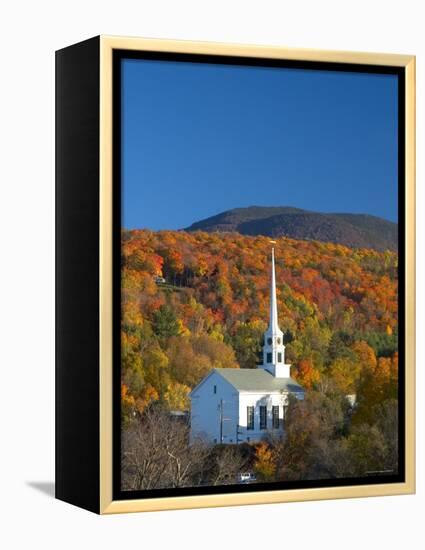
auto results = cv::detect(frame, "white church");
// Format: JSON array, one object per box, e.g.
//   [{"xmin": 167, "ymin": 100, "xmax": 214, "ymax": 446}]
[{"xmin": 190, "ymin": 247, "xmax": 305, "ymax": 444}]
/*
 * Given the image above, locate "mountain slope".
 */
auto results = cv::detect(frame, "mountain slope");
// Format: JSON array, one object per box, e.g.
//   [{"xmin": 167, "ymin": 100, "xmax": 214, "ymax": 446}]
[{"xmin": 185, "ymin": 206, "xmax": 397, "ymax": 252}]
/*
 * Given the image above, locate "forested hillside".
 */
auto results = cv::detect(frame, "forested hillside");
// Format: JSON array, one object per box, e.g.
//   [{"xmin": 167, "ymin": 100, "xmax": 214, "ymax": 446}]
[
  {"xmin": 185, "ymin": 206, "xmax": 398, "ymax": 251},
  {"xmin": 121, "ymin": 229, "xmax": 398, "ymax": 424}
]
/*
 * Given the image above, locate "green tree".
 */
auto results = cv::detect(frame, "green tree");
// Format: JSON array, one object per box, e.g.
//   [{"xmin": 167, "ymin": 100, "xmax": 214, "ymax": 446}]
[
  {"xmin": 328, "ymin": 330, "xmax": 355, "ymax": 362},
  {"xmin": 152, "ymin": 305, "xmax": 180, "ymax": 339},
  {"xmin": 362, "ymin": 331, "xmax": 398, "ymax": 358}
]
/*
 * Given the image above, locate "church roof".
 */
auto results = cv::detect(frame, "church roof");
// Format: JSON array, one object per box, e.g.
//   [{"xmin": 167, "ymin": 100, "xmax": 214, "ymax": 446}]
[{"xmin": 214, "ymin": 368, "xmax": 304, "ymax": 393}]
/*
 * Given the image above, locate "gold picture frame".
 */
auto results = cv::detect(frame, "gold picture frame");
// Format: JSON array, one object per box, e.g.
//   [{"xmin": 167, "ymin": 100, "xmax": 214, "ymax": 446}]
[{"xmin": 56, "ymin": 35, "xmax": 415, "ymax": 514}]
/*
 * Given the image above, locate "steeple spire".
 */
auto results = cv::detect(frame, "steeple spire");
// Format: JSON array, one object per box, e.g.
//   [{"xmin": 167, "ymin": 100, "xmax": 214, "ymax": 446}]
[
  {"xmin": 258, "ymin": 244, "xmax": 291, "ymax": 378},
  {"xmin": 269, "ymin": 247, "xmax": 280, "ymax": 335}
]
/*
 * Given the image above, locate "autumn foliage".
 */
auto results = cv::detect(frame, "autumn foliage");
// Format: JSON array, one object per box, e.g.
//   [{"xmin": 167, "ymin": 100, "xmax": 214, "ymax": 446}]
[{"xmin": 121, "ymin": 229, "xmax": 398, "ymax": 424}]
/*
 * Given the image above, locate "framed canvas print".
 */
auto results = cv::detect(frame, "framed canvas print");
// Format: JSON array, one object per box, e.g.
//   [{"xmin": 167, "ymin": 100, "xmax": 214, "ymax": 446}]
[{"xmin": 55, "ymin": 36, "xmax": 415, "ymax": 514}]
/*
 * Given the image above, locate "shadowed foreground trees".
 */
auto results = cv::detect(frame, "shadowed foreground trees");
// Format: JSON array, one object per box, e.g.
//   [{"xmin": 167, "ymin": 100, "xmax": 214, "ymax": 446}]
[
  {"xmin": 205, "ymin": 444, "xmax": 251, "ymax": 486},
  {"xmin": 122, "ymin": 406, "xmax": 209, "ymax": 490},
  {"xmin": 254, "ymin": 389, "xmax": 398, "ymax": 482},
  {"xmin": 122, "ymin": 406, "xmax": 253, "ymax": 490},
  {"xmin": 122, "ymin": 392, "xmax": 398, "ymax": 491}
]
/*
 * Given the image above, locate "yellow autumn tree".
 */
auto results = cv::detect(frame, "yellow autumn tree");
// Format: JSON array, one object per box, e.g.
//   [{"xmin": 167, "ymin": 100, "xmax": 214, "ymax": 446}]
[
  {"xmin": 163, "ymin": 382, "xmax": 191, "ymax": 411},
  {"xmin": 254, "ymin": 442, "xmax": 276, "ymax": 481}
]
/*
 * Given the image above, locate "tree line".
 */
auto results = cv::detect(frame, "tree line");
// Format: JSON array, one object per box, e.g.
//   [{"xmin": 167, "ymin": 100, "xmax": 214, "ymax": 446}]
[{"xmin": 121, "ymin": 229, "xmax": 398, "ymax": 421}]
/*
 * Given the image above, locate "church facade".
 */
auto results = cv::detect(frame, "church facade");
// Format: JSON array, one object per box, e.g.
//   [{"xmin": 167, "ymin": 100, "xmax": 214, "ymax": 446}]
[{"xmin": 190, "ymin": 247, "xmax": 305, "ymax": 444}]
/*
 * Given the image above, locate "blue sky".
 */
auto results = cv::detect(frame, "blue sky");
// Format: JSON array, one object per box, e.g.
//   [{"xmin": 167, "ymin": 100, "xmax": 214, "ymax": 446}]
[{"xmin": 121, "ymin": 58, "xmax": 398, "ymax": 230}]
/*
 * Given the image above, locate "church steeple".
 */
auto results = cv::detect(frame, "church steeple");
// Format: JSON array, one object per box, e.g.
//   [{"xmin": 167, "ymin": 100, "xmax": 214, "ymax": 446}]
[
  {"xmin": 258, "ymin": 245, "xmax": 291, "ymax": 378},
  {"xmin": 269, "ymin": 247, "xmax": 280, "ymax": 335}
]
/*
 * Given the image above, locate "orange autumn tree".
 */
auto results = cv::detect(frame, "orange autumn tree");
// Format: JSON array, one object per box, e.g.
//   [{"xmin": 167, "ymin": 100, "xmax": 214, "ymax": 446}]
[
  {"xmin": 135, "ymin": 384, "xmax": 159, "ymax": 414},
  {"xmin": 294, "ymin": 357, "xmax": 321, "ymax": 389}
]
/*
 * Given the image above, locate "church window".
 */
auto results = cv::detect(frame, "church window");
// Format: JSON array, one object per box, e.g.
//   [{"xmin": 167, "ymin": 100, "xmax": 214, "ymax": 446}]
[
  {"xmin": 213, "ymin": 385, "xmax": 217, "ymax": 394},
  {"xmin": 267, "ymin": 337, "xmax": 273, "ymax": 345},
  {"xmin": 247, "ymin": 406, "xmax": 254, "ymax": 430},
  {"xmin": 260, "ymin": 406, "xmax": 267, "ymax": 430},
  {"xmin": 267, "ymin": 352, "xmax": 272, "ymax": 363},
  {"xmin": 272, "ymin": 406, "xmax": 280, "ymax": 429},
  {"xmin": 277, "ymin": 352, "xmax": 282, "ymax": 363}
]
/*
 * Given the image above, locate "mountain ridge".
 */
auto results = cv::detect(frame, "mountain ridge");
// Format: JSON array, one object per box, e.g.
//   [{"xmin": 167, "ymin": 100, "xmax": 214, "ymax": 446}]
[{"xmin": 184, "ymin": 206, "xmax": 398, "ymax": 252}]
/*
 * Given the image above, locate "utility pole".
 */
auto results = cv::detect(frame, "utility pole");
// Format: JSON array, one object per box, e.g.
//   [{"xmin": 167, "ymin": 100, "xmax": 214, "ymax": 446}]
[
  {"xmin": 219, "ymin": 399, "xmax": 223, "ymax": 444},
  {"xmin": 218, "ymin": 400, "xmax": 232, "ymax": 444}
]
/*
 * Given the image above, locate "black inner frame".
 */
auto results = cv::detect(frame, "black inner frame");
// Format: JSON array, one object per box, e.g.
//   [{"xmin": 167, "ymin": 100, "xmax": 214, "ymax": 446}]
[{"xmin": 112, "ymin": 49, "xmax": 406, "ymax": 501}]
